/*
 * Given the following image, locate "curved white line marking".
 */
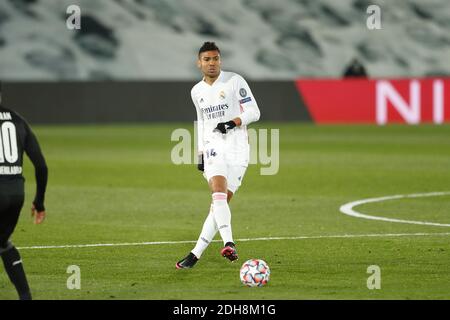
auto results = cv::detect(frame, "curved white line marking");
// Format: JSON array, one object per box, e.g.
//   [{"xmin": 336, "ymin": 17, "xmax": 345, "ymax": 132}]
[{"xmin": 340, "ymin": 191, "xmax": 450, "ymax": 227}]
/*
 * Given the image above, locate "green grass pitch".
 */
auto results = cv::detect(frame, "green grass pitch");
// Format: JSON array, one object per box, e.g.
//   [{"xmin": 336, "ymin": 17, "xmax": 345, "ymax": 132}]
[{"xmin": 1, "ymin": 123, "xmax": 449, "ymax": 300}]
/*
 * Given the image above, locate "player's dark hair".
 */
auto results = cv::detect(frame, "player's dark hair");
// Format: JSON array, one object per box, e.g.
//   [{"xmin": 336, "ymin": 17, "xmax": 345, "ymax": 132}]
[
  {"xmin": 198, "ymin": 42, "xmax": 220, "ymax": 56},
  {"xmin": 0, "ymin": 81, "xmax": 2, "ymax": 93}
]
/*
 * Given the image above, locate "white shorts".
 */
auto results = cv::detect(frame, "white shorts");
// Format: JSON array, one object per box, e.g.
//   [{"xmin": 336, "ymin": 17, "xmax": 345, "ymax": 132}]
[
  {"xmin": 203, "ymin": 139, "xmax": 248, "ymax": 194},
  {"xmin": 203, "ymin": 164, "xmax": 247, "ymax": 194}
]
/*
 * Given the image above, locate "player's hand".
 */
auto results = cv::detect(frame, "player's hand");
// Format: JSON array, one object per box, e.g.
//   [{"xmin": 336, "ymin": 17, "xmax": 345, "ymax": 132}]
[
  {"xmin": 31, "ymin": 204, "xmax": 46, "ymax": 225},
  {"xmin": 214, "ymin": 120, "xmax": 236, "ymax": 134},
  {"xmin": 198, "ymin": 153, "xmax": 204, "ymax": 172}
]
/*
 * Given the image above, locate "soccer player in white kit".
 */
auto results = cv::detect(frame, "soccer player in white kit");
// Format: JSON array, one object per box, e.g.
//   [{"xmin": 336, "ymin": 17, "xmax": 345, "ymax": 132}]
[{"xmin": 176, "ymin": 42, "xmax": 261, "ymax": 269}]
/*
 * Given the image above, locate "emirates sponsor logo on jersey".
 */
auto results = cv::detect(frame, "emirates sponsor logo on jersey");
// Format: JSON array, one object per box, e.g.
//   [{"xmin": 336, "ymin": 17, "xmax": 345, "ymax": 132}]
[
  {"xmin": 202, "ymin": 104, "xmax": 229, "ymax": 114},
  {"xmin": 202, "ymin": 103, "xmax": 229, "ymax": 120}
]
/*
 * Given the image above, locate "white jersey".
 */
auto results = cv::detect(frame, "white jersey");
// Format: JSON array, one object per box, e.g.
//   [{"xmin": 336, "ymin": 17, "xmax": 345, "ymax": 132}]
[{"xmin": 191, "ymin": 71, "xmax": 260, "ymax": 166}]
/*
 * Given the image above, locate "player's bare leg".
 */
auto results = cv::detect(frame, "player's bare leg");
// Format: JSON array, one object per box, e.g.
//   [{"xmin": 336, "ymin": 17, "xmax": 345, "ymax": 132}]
[
  {"xmin": 227, "ymin": 190, "xmax": 233, "ymax": 203},
  {"xmin": 209, "ymin": 176, "xmax": 238, "ymax": 262}
]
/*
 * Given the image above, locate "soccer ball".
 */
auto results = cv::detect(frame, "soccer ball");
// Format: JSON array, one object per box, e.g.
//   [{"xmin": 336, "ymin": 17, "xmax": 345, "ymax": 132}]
[{"xmin": 239, "ymin": 259, "xmax": 270, "ymax": 287}]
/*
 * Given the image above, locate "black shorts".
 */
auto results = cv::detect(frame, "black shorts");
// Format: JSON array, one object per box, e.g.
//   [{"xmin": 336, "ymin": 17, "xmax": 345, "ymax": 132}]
[{"xmin": 0, "ymin": 179, "xmax": 25, "ymax": 248}]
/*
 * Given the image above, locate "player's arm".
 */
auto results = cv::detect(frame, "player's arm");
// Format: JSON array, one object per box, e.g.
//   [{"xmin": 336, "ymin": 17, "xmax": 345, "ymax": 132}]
[
  {"xmin": 215, "ymin": 75, "xmax": 260, "ymax": 133},
  {"xmin": 23, "ymin": 122, "xmax": 48, "ymax": 224},
  {"xmin": 192, "ymin": 90, "xmax": 205, "ymax": 171},
  {"xmin": 233, "ymin": 75, "xmax": 260, "ymax": 127}
]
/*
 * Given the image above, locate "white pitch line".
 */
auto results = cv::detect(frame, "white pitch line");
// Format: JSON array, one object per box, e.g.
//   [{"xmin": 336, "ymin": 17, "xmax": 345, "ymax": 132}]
[
  {"xmin": 16, "ymin": 232, "xmax": 450, "ymax": 250},
  {"xmin": 340, "ymin": 191, "xmax": 450, "ymax": 227}
]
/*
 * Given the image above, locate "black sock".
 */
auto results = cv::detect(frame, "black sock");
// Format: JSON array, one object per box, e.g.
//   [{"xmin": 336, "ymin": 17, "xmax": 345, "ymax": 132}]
[
  {"xmin": 225, "ymin": 242, "xmax": 235, "ymax": 247},
  {"xmin": 188, "ymin": 252, "xmax": 198, "ymax": 260},
  {"xmin": 1, "ymin": 246, "xmax": 32, "ymax": 300}
]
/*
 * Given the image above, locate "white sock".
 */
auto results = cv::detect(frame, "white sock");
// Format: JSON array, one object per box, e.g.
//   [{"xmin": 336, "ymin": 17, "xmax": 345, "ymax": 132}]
[
  {"xmin": 212, "ymin": 192, "xmax": 233, "ymax": 246},
  {"xmin": 191, "ymin": 204, "xmax": 217, "ymax": 259}
]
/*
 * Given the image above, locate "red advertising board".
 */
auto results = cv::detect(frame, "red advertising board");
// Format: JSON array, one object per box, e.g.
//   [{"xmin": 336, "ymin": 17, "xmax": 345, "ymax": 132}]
[{"xmin": 295, "ymin": 78, "xmax": 450, "ymax": 124}]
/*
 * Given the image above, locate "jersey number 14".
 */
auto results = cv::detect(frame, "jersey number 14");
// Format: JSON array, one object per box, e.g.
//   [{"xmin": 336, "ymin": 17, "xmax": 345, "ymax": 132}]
[
  {"xmin": 0, "ymin": 122, "xmax": 19, "ymax": 164},
  {"xmin": 206, "ymin": 148, "xmax": 217, "ymax": 159}
]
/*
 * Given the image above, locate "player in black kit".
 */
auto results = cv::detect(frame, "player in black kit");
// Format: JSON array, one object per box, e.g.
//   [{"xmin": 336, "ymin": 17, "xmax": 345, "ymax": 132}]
[{"xmin": 0, "ymin": 82, "xmax": 48, "ymax": 300}]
